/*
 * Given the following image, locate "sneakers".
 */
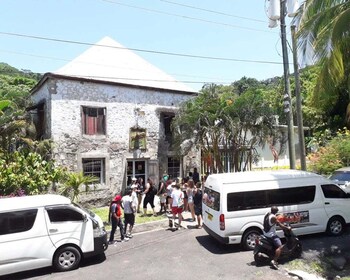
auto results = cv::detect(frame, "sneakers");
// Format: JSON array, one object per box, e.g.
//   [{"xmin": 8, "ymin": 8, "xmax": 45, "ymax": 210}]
[
  {"xmin": 108, "ymin": 240, "xmax": 115, "ymax": 245},
  {"xmin": 121, "ymin": 237, "xmax": 129, "ymax": 242},
  {"xmin": 270, "ymin": 260, "xmax": 279, "ymax": 270},
  {"xmin": 126, "ymin": 233, "xmax": 133, "ymax": 238}
]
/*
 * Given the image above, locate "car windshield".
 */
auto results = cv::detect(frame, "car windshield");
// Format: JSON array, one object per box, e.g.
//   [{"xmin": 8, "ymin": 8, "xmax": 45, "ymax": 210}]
[
  {"xmin": 329, "ymin": 171, "xmax": 350, "ymax": 182},
  {"xmin": 73, "ymin": 202, "xmax": 96, "ymax": 218}
]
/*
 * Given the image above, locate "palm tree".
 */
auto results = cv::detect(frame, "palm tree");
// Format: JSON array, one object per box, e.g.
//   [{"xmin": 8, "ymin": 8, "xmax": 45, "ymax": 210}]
[
  {"xmin": 295, "ymin": 0, "xmax": 350, "ymax": 123},
  {"xmin": 59, "ymin": 172, "xmax": 99, "ymax": 202}
]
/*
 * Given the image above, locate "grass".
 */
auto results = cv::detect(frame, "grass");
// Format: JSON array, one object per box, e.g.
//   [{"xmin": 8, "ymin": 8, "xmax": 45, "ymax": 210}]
[{"xmin": 91, "ymin": 206, "xmax": 166, "ymax": 231}]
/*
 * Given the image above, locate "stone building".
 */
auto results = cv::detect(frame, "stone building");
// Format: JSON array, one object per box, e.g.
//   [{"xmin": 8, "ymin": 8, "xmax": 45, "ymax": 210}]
[{"xmin": 30, "ymin": 37, "xmax": 198, "ymax": 201}]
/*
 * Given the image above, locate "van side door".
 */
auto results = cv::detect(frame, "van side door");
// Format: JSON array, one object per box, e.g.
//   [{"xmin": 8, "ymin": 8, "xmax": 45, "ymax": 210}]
[
  {"xmin": 44, "ymin": 206, "xmax": 94, "ymax": 253},
  {"xmin": 321, "ymin": 184, "xmax": 350, "ymax": 223},
  {"xmin": 0, "ymin": 208, "xmax": 53, "ymax": 276}
]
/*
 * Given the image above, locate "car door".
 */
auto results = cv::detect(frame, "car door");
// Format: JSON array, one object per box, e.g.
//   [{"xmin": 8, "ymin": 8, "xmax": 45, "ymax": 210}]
[
  {"xmin": 0, "ymin": 208, "xmax": 53, "ymax": 276},
  {"xmin": 44, "ymin": 206, "xmax": 94, "ymax": 253},
  {"xmin": 321, "ymin": 184, "xmax": 350, "ymax": 222}
]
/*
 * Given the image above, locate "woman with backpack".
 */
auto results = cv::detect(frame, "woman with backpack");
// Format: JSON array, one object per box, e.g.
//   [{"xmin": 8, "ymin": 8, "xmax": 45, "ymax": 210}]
[{"xmin": 141, "ymin": 178, "xmax": 156, "ymax": 216}]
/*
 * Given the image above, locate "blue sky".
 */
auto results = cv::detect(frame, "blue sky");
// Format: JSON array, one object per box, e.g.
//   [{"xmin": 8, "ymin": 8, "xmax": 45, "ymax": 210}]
[{"xmin": 0, "ymin": 0, "xmax": 296, "ymax": 91}]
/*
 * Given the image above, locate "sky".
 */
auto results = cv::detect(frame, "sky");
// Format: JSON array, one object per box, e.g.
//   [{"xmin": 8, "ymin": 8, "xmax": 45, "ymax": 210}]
[{"xmin": 0, "ymin": 0, "xmax": 298, "ymax": 91}]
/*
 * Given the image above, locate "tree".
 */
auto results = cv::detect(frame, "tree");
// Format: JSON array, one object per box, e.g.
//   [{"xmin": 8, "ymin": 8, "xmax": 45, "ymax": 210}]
[
  {"xmin": 295, "ymin": 0, "xmax": 350, "ymax": 128},
  {"xmin": 59, "ymin": 172, "xmax": 99, "ymax": 202},
  {"xmin": 172, "ymin": 83, "xmax": 282, "ymax": 173}
]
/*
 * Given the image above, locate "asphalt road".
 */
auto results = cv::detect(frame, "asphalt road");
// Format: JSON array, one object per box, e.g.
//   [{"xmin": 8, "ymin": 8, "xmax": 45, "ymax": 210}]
[{"xmin": 3, "ymin": 226, "xmax": 295, "ymax": 280}]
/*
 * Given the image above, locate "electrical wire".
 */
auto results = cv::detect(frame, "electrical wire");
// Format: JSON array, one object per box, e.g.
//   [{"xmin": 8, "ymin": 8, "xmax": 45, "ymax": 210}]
[
  {"xmin": 99, "ymin": 0, "xmax": 275, "ymax": 34},
  {"xmin": 0, "ymin": 49, "xmax": 235, "ymax": 83},
  {"xmin": 0, "ymin": 31, "xmax": 284, "ymax": 65},
  {"xmin": 159, "ymin": 0, "xmax": 266, "ymax": 23}
]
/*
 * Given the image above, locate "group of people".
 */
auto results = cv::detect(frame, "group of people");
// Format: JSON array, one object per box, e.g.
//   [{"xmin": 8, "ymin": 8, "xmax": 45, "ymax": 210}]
[
  {"xmin": 108, "ymin": 168, "xmax": 205, "ymax": 243},
  {"xmin": 167, "ymin": 177, "xmax": 203, "ymax": 230}
]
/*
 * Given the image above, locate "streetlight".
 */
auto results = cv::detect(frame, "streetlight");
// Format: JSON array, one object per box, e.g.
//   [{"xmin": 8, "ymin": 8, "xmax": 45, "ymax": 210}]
[{"xmin": 267, "ymin": 0, "xmax": 299, "ymax": 169}]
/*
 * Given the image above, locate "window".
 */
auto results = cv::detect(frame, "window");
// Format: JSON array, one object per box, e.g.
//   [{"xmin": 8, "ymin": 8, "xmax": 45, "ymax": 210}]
[
  {"xmin": 168, "ymin": 157, "xmax": 180, "ymax": 179},
  {"xmin": 46, "ymin": 207, "xmax": 84, "ymax": 222},
  {"xmin": 0, "ymin": 209, "xmax": 37, "ymax": 235},
  {"xmin": 227, "ymin": 186, "xmax": 316, "ymax": 212},
  {"xmin": 161, "ymin": 113, "xmax": 174, "ymax": 144},
  {"xmin": 127, "ymin": 160, "xmax": 146, "ymax": 187},
  {"xmin": 321, "ymin": 184, "xmax": 347, "ymax": 199},
  {"xmin": 83, "ymin": 158, "xmax": 105, "ymax": 183},
  {"xmin": 203, "ymin": 187, "xmax": 220, "ymax": 211},
  {"xmin": 82, "ymin": 107, "xmax": 106, "ymax": 135}
]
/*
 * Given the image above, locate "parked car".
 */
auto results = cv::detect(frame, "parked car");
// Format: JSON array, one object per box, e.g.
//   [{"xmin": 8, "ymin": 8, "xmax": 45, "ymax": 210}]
[
  {"xmin": 0, "ymin": 194, "xmax": 108, "ymax": 276},
  {"xmin": 329, "ymin": 167, "xmax": 350, "ymax": 192}
]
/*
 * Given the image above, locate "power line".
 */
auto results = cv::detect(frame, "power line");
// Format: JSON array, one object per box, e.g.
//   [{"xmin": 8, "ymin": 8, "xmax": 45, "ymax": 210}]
[
  {"xmin": 0, "ymin": 49, "xmax": 236, "ymax": 82},
  {"xmin": 99, "ymin": 0, "xmax": 273, "ymax": 34},
  {"xmin": 0, "ymin": 31, "xmax": 284, "ymax": 65},
  {"xmin": 160, "ymin": 0, "xmax": 266, "ymax": 23}
]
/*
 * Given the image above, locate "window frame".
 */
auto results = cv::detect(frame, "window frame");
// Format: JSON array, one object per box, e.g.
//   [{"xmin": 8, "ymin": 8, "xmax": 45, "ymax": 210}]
[
  {"xmin": 0, "ymin": 209, "xmax": 38, "ymax": 235},
  {"xmin": 321, "ymin": 184, "xmax": 348, "ymax": 199},
  {"xmin": 81, "ymin": 106, "xmax": 106, "ymax": 136},
  {"xmin": 226, "ymin": 185, "xmax": 316, "ymax": 212},
  {"xmin": 82, "ymin": 158, "xmax": 106, "ymax": 184},
  {"xmin": 46, "ymin": 206, "xmax": 85, "ymax": 223}
]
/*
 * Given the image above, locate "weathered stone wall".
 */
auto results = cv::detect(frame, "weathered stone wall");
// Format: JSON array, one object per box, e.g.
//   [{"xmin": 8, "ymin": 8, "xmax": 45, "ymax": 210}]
[{"xmin": 32, "ymin": 77, "xmax": 198, "ymax": 204}]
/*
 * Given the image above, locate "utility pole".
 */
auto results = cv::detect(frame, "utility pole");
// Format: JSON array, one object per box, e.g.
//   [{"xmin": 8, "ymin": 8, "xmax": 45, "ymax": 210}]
[
  {"xmin": 291, "ymin": 25, "xmax": 307, "ymax": 170},
  {"xmin": 280, "ymin": 0, "xmax": 296, "ymax": 169}
]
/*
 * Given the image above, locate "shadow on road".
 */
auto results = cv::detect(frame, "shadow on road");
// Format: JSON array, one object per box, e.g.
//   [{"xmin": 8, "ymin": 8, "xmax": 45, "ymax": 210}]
[
  {"xmin": 195, "ymin": 234, "xmax": 242, "ymax": 255},
  {"xmin": 0, "ymin": 253, "xmax": 107, "ymax": 280}
]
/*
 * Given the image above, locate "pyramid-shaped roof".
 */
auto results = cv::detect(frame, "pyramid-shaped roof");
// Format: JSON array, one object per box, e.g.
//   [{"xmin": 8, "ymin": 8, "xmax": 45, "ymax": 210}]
[{"xmin": 54, "ymin": 37, "xmax": 197, "ymax": 93}]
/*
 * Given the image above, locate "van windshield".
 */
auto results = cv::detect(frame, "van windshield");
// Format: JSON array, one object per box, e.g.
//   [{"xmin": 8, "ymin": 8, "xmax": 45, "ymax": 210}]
[
  {"xmin": 203, "ymin": 187, "xmax": 220, "ymax": 211},
  {"xmin": 73, "ymin": 202, "xmax": 96, "ymax": 218}
]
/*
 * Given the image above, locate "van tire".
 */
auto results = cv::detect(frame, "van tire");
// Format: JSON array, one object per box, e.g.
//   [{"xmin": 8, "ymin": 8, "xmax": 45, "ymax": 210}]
[
  {"xmin": 53, "ymin": 246, "xmax": 81, "ymax": 272},
  {"xmin": 242, "ymin": 228, "xmax": 261, "ymax": 251},
  {"xmin": 326, "ymin": 216, "xmax": 345, "ymax": 236}
]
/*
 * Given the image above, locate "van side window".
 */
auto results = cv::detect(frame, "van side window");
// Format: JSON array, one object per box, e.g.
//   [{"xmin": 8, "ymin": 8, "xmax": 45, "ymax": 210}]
[
  {"xmin": 46, "ymin": 207, "xmax": 84, "ymax": 222},
  {"xmin": 203, "ymin": 187, "xmax": 220, "ymax": 211},
  {"xmin": 321, "ymin": 184, "xmax": 347, "ymax": 198},
  {"xmin": 227, "ymin": 186, "xmax": 316, "ymax": 212},
  {"xmin": 0, "ymin": 209, "xmax": 38, "ymax": 235}
]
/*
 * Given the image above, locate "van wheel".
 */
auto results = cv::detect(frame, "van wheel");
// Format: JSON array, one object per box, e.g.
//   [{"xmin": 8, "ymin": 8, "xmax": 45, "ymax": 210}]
[
  {"xmin": 327, "ymin": 216, "xmax": 345, "ymax": 236},
  {"xmin": 242, "ymin": 228, "xmax": 261, "ymax": 251},
  {"xmin": 53, "ymin": 246, "xmax": 81, "ymax": 272}
]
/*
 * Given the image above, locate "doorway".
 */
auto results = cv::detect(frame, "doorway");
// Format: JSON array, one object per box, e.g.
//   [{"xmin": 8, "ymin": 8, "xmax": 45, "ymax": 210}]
[{"xmin": 127, "ymin": 160, "xmax": 147, "ymax": 188}]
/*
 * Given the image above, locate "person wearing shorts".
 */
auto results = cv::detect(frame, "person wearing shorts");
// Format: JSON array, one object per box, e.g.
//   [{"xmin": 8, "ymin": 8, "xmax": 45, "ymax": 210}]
[
  {"xmin": 170, "ymin": 182, "xmax": 183, "ymax": 229},
  {"xmin": 263, "ymin": 206, "xmax": 290, "ymax": 269},
  {"xmin": 121, "ymin": 189, "xmax": 136, "ymax": 238}
]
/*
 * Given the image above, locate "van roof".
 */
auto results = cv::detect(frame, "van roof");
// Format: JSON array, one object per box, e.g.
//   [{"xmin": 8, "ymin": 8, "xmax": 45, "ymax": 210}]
[
  {"xmin": 0, "ymin": 194, "xmax": 71, "ymax": 212},
  {"xmin": 206, "ymin": 170, "xmax": 323, "ymax": 186}
]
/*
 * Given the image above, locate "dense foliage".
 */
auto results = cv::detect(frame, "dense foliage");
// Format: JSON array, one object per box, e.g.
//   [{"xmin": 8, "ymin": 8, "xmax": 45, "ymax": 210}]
[
  {"xmin": 308, "ymin": 129, "xmax": 350, "ymax": 175},
  {"xmin": 172, "ymin": 81, "xmax": 285, "ymax": 172},
  {"xmin": 0, "ymin": 63, "xmax": 97, "ymax": 199}
]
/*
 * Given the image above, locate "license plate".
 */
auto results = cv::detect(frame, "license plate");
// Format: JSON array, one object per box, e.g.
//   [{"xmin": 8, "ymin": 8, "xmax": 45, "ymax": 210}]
[{"xmin": 207, "ymin": 213, "xmax": 213, "ymax": 221}]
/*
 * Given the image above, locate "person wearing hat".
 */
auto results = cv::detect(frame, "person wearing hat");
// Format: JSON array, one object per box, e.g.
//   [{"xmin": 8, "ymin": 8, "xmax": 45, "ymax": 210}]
[
  {"xmin": 130, "ymin": 181, "xmax": 138, "ymax": 211},
  {"xmin": 263, "ymin": 206, "xmax": 290, "ymax": 269},
  {"xmin": 108, "ymin": 195, "xmax": 129, "ymax": 244}
]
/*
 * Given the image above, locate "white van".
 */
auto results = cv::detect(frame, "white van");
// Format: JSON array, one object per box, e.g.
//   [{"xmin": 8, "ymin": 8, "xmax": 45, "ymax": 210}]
[
  {"xmin": 0, "ymin": 194, "xmax": 108, "ymax": 276},
  {"xmin": 202, "ymin": 170, "xmax": 350, "ymax": 250}
]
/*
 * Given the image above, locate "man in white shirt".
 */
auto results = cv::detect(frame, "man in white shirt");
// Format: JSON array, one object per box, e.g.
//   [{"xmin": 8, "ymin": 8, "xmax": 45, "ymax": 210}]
[
  {"xmin": 170, "ymin": 181, "xmax": 183, "ymax": 229},
  {"xmin": 122, "ymin": 189, "xmax": 136, "ymax": 238}
]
